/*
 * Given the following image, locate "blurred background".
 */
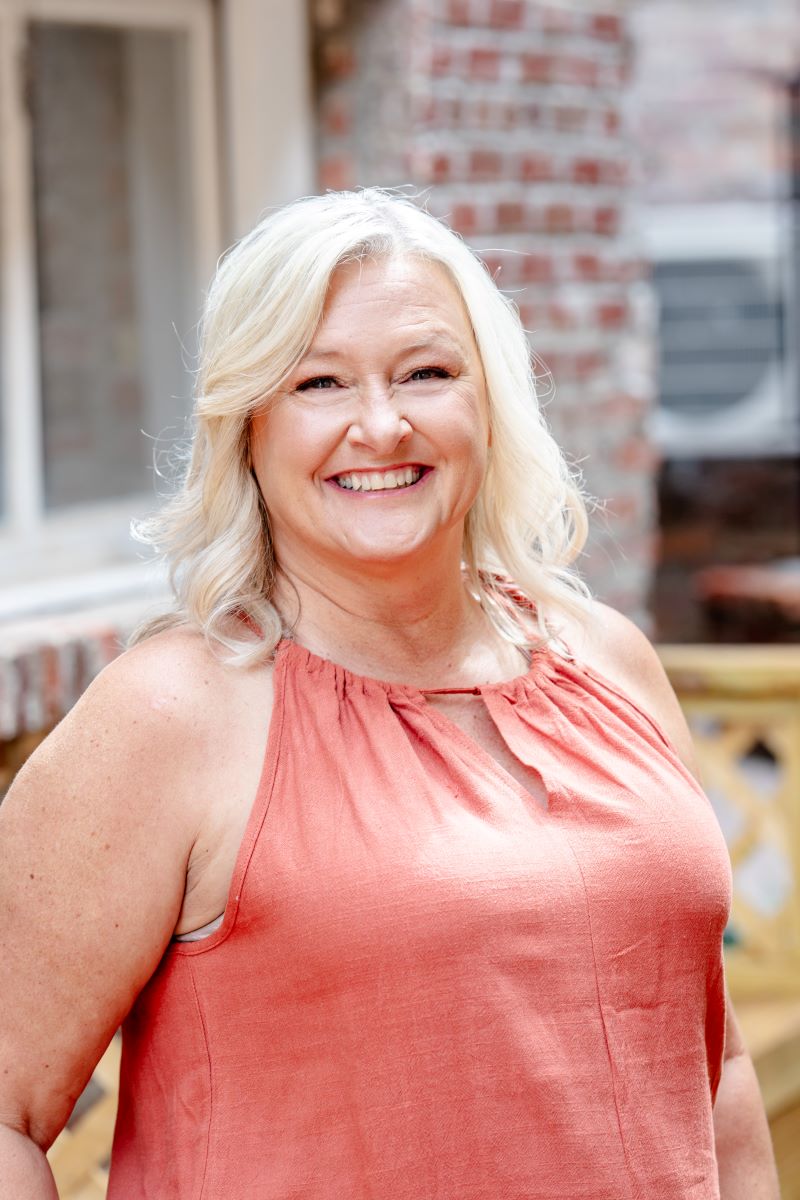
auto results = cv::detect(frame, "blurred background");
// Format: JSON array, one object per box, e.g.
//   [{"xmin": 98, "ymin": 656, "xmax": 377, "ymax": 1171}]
[{"xmin": 0, "ymin": 0, "xmax": 798, "ymax": 1194}]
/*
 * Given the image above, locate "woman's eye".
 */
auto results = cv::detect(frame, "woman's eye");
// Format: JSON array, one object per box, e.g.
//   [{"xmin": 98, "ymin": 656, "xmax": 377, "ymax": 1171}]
[
  {"xmin": 408, "ymin": 367, "xmax": 450, "ymax": 382},
  {"xmin": 296, "ymin": 376, "xmax": 338, "ymax": 391}
]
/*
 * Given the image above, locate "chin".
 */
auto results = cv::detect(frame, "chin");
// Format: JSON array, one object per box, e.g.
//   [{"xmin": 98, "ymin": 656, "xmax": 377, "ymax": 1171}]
[{"xmin": 335, "ymin": 534, "xmax": 435, "ymax": 569}]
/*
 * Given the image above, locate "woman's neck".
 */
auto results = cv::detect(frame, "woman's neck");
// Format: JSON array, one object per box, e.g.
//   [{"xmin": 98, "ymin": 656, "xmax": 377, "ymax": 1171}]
[{"xmin": 271, "ymin": 553, "xmax": 526, "ymax": 689}]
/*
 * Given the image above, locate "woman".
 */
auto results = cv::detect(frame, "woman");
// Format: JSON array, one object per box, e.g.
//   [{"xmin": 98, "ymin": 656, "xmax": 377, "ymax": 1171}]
[{"xmin": 0, "ymin": 189, "xmax": 778, "ymax": 1198}]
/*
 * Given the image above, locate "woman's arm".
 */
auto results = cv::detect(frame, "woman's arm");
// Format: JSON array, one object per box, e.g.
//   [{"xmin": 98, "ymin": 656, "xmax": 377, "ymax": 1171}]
[
  {"xmin": 0, "ymin": 633, "xmax": 215, "ymax": 1196},
  {"xmin": 562, "ymin": 601, "xmax": 779, "ymax": 1195},
  {"xmin": 0, "ymin": 1127, "xmax": 58, "ymax": 1198},
  {"xmin": 713, "ymin": 997, "xmax": 780, "ymax": 1199}
]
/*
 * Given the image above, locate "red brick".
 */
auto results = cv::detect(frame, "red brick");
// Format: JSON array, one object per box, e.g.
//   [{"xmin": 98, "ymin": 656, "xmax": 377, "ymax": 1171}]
[
  {"xmin": 560, "ymin": 56, "xmax": 600, "ymax": 87},
  {"xmin": 588, "ymin": 13, "xmax": 624, "ymax": 42},
  {"xmin": 496, "ymin": 201, "xmax": 525, "ymax": 232},
  {"xmin": 547, "ymin": 302, "xmax": 578, "ymax": 330},
  {"xmin": 319, "ymin": 155, "xmax": 354, "ymax": 191},
  {"xmin": 521, "ymin": 255, "xmax": 556, "ymax": 285},
  {"xmin": 489, "ymin": 0, "xmax": 524, "ymax": 28},
  {"xmin": 469, "ymin": 148, "xmax": 503, "ymax": 179},
  {"xmin": 450, "ymin": 203, "xmax": 479, "ymax": 235},
  {"xmin": 594, "ymin": 206, "xmax": 621, "ymax": 236},
  {"xmin": 321, "ymin": 95, "xmax": 352, "ymax": 138},
  {"xmin": 572, "ymin": 253, "xmax": 602, "ymax": 281},
  {"xmin": 606, "ymin": 495, "xmax": 640, "ymax": 521},
  {"xmin": 605, "ymin": 160, "xmax": 628, "ymax": 186},
  {"xmin": 412, "ymin": 95, "xmax": 438, "ymax": 125},
  {"xmin": 615, "ymin": 436, "xmax": 660, "ymax": 471},
  {"xmin": 429, "ymin": 152, "xmax": 452, "ymax": 183},
  {"xmin": 445, "ymin": 96, "xmax": 464, "ymax": 124},
  {"xmin": 540, "ymin": 6, "xmax": 578, "ymax": 34},
  {"xmin": 604, "ymin": 108, "xmax": 622, "ymax": 135},
  {"xmin": 474, "ymin": 99, "xmax": 514, "ymax": 130},
  {"xmin": 431, "ymin": 43, "xmax": 454, "ymax": 76},
  {"xmin": 516, "ymin": 302, "xmax": 543, "ymax": 329},
  {"xmin": 552, "ymin": 105, "xmax": 589, "ymax": 133},
  {"xmin": 596, "ymin": 301, "xmax": 629, "ymax": 329},
  {"xmin": 574, "ymin": 350, "xmax": 610, "ymax": 380},
  {"xmin": 446, "ymin": 0, "xmax": 472, "ymax": 25},
  {"xmin": 571, "ymin": 157, "xmax": 603, "ymax": 186},
  {"xmin": 479, "ymin": 252, "xmax": 507, "ymax": 282},
  {"xmin": 468, "ymin": 47, "xmax": 500, "ymax": 81},
  {"xmin": 597, "ymin": 393, "xmax": 648, "ymax": 421},
  {"xmin": 519, "ymin": 153, "xmax": 554, "ymax": 182},
  {"xmin": 524, "ymin": 52, "xmax": 601, "ymax": 88},
  {"xmin": 521, "ymin": 53, "xmax": 554, "ymax": 84},
  {"xmin": 519, "ymin": 101, "xmax": 544, "ymax": 126},
  {"xmin": 321, "ymin": 38, "xmax": 356, "ymax": 81},
  {"xmin": 544, "ymin": 203, "xmax": 576, "ymax": 235}
]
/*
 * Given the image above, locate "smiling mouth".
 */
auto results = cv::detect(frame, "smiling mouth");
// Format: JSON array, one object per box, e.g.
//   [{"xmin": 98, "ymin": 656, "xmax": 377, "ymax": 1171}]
[{"xmin": 332, "ymin": 466, "xmax": 429, "ymax": 492}]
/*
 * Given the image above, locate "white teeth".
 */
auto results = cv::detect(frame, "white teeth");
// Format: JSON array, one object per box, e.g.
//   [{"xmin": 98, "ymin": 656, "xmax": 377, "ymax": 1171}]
[{"xmin": 335, "ymin": 467, "xmax": 423, "ymax": 492}]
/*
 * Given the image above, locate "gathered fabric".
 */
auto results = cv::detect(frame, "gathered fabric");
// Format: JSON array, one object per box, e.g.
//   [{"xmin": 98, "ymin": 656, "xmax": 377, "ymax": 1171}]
[{"xmin": 109, "ymin": 637, "xmax": 731, "ymax": 1200}]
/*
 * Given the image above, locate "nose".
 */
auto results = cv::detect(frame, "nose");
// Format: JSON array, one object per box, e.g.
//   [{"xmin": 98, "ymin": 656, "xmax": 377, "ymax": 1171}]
[{"xmin": 346, "ymin": 384, "xmax": 412, "ymax": 455}]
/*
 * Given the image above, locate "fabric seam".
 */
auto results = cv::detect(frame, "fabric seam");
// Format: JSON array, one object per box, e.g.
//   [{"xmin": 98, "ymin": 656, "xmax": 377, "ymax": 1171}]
[
  {"xmin": 561, "ymin": 832, "xmax": 639, "ymax": 1200},
  {"xmin": 187, "ymin": 960, "xmax": 214, "ymax": 1199}
]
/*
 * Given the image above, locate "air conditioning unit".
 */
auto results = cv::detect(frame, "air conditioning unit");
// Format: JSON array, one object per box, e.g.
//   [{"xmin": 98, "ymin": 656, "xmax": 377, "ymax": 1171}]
[{"xmin": 643, "ymin": 204, "xmax": 798, "ymax": 458}]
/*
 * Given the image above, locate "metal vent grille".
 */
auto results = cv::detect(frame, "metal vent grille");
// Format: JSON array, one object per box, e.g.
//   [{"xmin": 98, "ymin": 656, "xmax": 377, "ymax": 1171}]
[{"xmin": 654, "ymin": 257, "xmax": 785, "ymax": 417}]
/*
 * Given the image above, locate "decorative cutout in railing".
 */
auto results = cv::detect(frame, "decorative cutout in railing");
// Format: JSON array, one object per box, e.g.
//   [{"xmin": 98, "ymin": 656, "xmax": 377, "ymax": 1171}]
[{"xmin": 659, "ymin": 645, "xmax": 800, "ymax": 998}]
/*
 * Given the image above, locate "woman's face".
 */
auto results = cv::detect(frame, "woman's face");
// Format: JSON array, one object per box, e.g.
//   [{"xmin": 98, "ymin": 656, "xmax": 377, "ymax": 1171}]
[{"xmin": 249, "ymin": 255, "xmax": 490, "ymax": 581}]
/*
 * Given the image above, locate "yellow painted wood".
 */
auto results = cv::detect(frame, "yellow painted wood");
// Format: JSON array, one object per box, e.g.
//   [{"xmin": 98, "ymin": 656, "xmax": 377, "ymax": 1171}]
[
  {"xmin": 660, "ymin": 646, "xmax": 800, "ymax": 999},
  {"xmin": 738, "ymin": 999, "xmax": 800, "ymax": 1116},
  {"xmin": 767, "ymin": 1101, "xmax": 800, "ymax": 1200},
  {"xmin": 48, "ymin": 1039, "xmax": 120, "ymax": 1199}
]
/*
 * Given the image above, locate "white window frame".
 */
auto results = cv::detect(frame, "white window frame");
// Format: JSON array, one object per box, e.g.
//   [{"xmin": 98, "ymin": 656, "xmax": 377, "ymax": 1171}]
[
  {"xmin": 0, "ymin": 0, "xmax": 315, "ymax": 620},
  {"xmin": 0, "ymin": 0, "xmax": 222, "ymax": 608}
]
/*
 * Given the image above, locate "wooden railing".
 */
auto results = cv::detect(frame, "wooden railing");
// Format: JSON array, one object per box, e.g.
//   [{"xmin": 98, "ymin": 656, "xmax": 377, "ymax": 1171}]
[
  {"xmin": 661, "ymin": 644, "xmax": 800, "ymax": 1200},
  {"xmin": 659, "ymin": 645, "xmax": 800, "ymax": 999}
]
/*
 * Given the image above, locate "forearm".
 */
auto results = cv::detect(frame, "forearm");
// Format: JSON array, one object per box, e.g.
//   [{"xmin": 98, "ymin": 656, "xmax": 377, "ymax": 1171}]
[
  {"xmin": 0, "ymin": 1124, "xmax": 59, "ymax": 1198},
  {"xmin": 713, "ymin": 1050, "xmax": 779, "ymax": 1200}
]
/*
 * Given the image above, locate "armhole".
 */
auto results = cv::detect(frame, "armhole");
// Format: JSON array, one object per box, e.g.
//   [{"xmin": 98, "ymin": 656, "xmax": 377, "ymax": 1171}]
[{"xmin": 170, "ymin": 647, "xmax": 288, "ymax": 956}]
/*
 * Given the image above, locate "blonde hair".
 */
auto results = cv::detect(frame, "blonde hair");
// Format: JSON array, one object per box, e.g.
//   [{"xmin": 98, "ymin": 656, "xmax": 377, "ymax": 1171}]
[{"xmin": 132, "ymin": 188, "xmax": 590, "ymax": 663}]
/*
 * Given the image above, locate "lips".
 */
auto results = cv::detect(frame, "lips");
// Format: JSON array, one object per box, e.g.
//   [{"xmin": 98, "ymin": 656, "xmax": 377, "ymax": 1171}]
[{"xmin": 329, "ymin": 465, "xmax": 430, "ymax": 492}]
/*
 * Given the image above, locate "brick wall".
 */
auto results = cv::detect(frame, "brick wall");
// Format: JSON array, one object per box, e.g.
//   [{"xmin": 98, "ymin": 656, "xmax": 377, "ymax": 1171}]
[
  {"xmin": 631, "ymin": 0, "xmax": 798, "ymax": 206},
  {"xmin": 0, "ymin": 601, "xmax": 142, "ymax": 757},
  {"xmin": 313, "ymin": 0, "xmax": 656, "ymax": 624}
]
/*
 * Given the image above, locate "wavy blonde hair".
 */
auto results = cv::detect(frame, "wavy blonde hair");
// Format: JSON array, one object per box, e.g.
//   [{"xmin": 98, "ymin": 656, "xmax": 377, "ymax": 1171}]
[{"xmin": 132, "ymin": 188, "xmax": 590, "ymax": 663}]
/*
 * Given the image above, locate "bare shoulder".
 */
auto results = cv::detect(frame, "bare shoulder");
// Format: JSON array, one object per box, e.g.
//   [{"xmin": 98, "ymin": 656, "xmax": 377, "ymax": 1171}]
[
  {"xmin": 33, "ymin": 623, "xmax": 266, "ymax": 768},
  {"xmin": 554, "ymin": 598, "xmax": 699, "ymax": 776},
  {"xmin": 0, "ymin": 624, "xmax": 273, "ymax": 1147}
]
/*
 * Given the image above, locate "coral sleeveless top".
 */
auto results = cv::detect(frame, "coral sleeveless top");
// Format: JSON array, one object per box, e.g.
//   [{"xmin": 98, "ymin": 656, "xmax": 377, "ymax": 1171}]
[{"xmin": 109, "ymin": 636, "xmax": 731, "ymax": 1200}]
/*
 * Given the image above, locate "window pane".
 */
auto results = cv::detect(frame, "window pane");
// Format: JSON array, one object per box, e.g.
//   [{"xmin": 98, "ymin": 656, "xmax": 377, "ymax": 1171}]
[{"xmin": 29, "ymin": 21, "xmax": 195, "ymax": 509}]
